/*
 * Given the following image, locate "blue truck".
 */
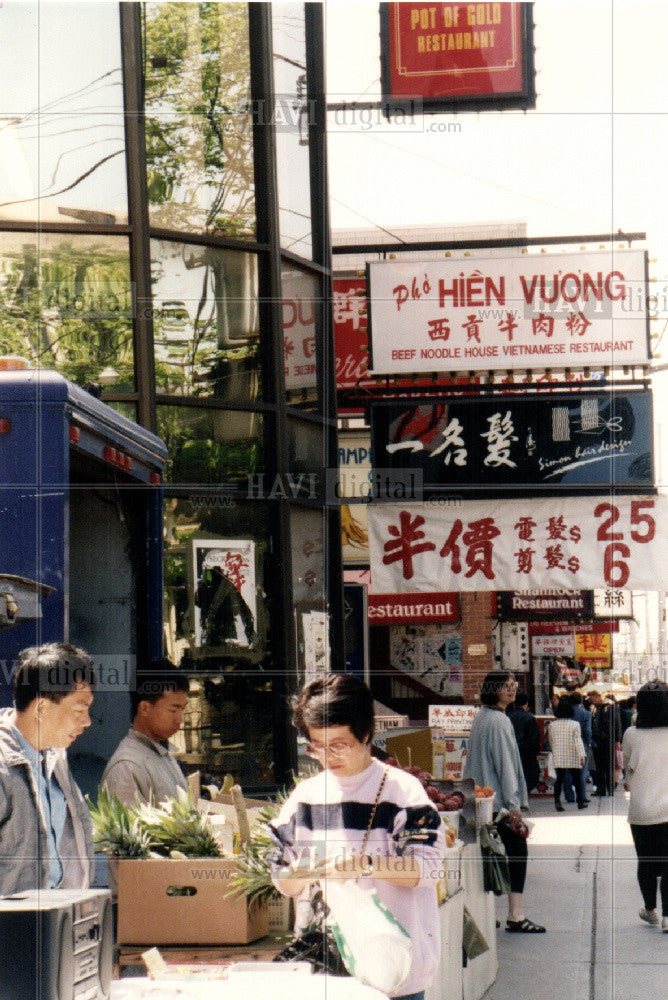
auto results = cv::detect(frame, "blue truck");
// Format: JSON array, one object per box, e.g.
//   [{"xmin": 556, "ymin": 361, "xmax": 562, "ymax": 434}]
[{"xmin": 0, "ymin": 364, "xmax": 167, "ymax": 794}]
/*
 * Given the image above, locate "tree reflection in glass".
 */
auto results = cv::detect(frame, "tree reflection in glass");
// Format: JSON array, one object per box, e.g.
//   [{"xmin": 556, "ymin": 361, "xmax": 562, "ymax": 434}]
[
  {"xmin": 0, "ymin": 234, "xmax": 134, "ymax": 389},
  {"xmin": 0, "ymin": 2, "xmax": 126, "ymax": 223},
  {"xmin": 143, "ymin": 2, "xmax": 255, "ymax": 237}
]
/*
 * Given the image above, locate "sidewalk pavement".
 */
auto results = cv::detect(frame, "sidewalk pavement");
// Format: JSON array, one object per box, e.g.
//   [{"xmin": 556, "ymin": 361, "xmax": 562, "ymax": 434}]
[{"xmin": 482, "ymin": 788, "xmax": 667, "ymax": 1000}]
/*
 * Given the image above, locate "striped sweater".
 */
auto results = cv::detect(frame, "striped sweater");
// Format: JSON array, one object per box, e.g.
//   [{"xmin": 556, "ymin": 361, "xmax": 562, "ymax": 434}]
[{"xmin": 269, "ymin": 757, "xmax": 445, "ymax": 997}]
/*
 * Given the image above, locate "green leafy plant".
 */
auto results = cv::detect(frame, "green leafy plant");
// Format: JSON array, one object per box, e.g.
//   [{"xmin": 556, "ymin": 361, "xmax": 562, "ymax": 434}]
[
  {"xmin": 89, "ymin": 787, "xmax": 222, "ymax": 859},
  {"xmin": 137, "ymin": 788, "xmax": 223, "ymax": 858},
  {"xmin": 88, "ymin": 788, "xmax": 155, "ymax": 859},
  {"xmin": 226, "ymin": 797, "xmax": 285, "ymax": 907}
]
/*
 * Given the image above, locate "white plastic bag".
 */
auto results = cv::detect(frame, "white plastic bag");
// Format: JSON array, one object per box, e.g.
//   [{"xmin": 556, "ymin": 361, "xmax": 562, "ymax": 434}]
[
  {"xmin": 545, "ymin": 752, "xmax": 556, "ymax": 783},
  {"xmin": 322, "ymin": 881, "xmax": 412, "ymax": 996}
]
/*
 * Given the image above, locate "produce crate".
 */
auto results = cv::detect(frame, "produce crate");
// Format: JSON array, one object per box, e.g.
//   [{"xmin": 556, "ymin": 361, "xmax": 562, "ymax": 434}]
[{"xmin": 116, "ymin": 858, "xmax": 269, "ymax": 946}]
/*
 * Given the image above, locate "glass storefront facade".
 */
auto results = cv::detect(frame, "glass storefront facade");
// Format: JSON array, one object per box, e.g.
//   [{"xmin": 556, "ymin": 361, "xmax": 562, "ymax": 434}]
[{"xmin": 0, "ymin": 2, "xmax": 340, "ymax": 792}]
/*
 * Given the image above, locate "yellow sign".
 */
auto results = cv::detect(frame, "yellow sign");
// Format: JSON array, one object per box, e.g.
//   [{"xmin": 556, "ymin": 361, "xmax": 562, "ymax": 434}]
[{"xmin": 575, "ymin": 632, "xmax": 611, "ymax": 669}]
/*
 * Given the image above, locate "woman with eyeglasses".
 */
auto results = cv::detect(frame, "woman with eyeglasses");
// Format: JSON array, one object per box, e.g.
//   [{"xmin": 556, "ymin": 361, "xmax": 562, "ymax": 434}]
[
  {"xmin": 268, "ymin": 673, "xmax": 445, "ymax": 1000},
  {"xmin": 622, "ymin": 680, "xmax": 668, "ymax": 932},
  {"xmin": 463, "ymin": 670, "xmax": 545, "ymax": 934}
]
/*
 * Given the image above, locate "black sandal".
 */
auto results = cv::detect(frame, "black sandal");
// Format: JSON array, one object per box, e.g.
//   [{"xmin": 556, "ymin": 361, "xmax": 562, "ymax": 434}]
[{"xmin": 506, "ymin": 918, "xmax": 546, "ymax": 933}]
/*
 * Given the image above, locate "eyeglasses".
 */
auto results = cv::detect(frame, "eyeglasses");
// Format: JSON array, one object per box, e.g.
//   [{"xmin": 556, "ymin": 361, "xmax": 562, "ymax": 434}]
[{"xmin": 305, "ymin": 740, "xmax": 356, "ymax": 759}]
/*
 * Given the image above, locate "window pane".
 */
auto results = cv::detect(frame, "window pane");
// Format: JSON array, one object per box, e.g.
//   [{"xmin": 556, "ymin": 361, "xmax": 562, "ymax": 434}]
[
  {"xmin": 157, "ymin": 405, "xmax": 263, "ymax": 485},
  {"xmin": 272, "ymin": 4, "xmax": 313, "ymax": 258},
  {"xmin": 0, "ymin": 3, "xmax": 127, "ymax": 223},
  {"xmin": 290, "ymin": 506, "xmax": 330, "ymax": 684},
  {"xmin": 283, "ymin": 264, "xmax": 319, "ymax": 408},
  {"xmin": 151, "ymin": 240, "xmax": 261, "ymax": 401},
  {"xmin": 143, "ymin": 2, "xmax": 255, "ymax": 238},
  {"xmin": 0, "ymin": 233, "xmax": 134, "ymax": 389},
  {"xmin": 163, "ymin": 497, "xmax": 276, "ymax": 790},
  {"xmin": 287, "ymin": 417, "xmax": 325, "ymax": 497}
]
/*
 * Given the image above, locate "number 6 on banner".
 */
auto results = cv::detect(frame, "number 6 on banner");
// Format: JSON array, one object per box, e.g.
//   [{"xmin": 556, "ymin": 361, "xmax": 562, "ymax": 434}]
[
  {"xmin": 603, "ymin": 542, "xmax": 631, "ymax": 587},
  {"xmin": 595, "ymin": 499, "xmax": 656, "ymax": 587}
]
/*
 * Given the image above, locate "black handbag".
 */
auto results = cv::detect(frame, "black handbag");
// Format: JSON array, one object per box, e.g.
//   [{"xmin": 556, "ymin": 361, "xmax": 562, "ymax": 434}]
[{"xmin": 273, "ymin": 889, "xmax": 349, "ymax": 976}]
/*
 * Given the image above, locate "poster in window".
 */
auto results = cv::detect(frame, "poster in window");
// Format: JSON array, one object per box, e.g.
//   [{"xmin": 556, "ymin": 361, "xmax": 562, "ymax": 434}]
[{"xmin": 192, "ymin": 539, "xmax": 257, "ymax": 649}]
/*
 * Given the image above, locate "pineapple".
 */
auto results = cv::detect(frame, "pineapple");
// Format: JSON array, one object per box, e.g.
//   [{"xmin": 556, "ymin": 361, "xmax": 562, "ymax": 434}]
[
  {"xmin": 88, "ymin": 789, "xmax": 155, "ymax": 859},
  {"xmin": 136, "ymin": 788, "xmax": 223, "ymax": 858}
]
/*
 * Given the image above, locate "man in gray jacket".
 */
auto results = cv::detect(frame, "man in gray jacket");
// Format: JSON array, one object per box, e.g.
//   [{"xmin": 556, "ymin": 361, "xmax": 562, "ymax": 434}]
[
  {"xmin": 101, "ymin": 663, "xmax": 189, "ymax": 807},
  {"xmin": 0, "ymin": 642, "xmax": 95, "ymax": 895}
]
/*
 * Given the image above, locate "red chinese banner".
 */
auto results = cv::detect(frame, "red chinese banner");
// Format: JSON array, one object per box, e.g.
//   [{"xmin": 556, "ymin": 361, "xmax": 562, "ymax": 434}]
[
  {"xmin": 381, "ymin": 2, "xmax": 535, "ymax": 111},
  {"xmin": 333, "ymin": 276, "xmax": 370, "ymax": 389},
  {"xmin": 368, "ymin": 496, "xmax": 668, "ymax": 593}
]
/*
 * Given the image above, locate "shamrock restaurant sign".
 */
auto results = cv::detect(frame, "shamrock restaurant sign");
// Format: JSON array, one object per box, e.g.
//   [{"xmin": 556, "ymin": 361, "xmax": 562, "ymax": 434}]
[
  {"xmin": 366, "ymin": 249, "xmax": 649, "ymax": 374},
  {"xmin": 370, "ymin": 390, "xmax": 653, "ymax": 492},
  {"xmin": 368, "ymin": 496, "xmax": 668, "ymax": 593}
]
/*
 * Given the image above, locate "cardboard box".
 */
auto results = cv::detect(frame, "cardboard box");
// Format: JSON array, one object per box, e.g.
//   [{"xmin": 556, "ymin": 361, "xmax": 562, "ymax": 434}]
[
  {"xmin": 116, "ymin": 858, "xmax": 269, "ymax": 945},
  {"xmin": 384, "ymin": 727, "xmax": 433, "ymax": 773}
]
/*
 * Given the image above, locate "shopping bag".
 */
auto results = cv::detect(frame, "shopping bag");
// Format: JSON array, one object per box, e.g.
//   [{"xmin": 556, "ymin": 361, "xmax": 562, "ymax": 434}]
[
  {"xmin": 479, "ymin": 822, "xmax": 511, "ymax": 896},
  {"xmin": 322, "ymin": 880, "xmax": 412, "ymax": 995},
  {"xmin": 544, "ymin": 752, "xmax": 556, "ymax": 783},
  {"xmin": 273, "ymin": 889, "xmax": 349, "ymax": 977}
]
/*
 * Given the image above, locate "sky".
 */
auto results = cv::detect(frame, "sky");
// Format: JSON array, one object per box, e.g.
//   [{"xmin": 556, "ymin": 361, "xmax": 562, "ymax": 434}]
[{"xmin": 324, "ymin": 0, "xmax": 668, "ymax": 485}]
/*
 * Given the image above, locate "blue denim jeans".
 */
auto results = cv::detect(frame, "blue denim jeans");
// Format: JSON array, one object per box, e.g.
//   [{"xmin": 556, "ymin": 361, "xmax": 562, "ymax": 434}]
[{"xmin": 394, "ymin": 993, "xmax": 425, "ymax": 1000}]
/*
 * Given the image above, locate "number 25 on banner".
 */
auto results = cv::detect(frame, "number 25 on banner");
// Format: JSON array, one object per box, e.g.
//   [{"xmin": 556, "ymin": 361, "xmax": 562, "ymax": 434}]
[{"xmin": 595, "ymin": 500, "xmax": 655, "ymax": 587}]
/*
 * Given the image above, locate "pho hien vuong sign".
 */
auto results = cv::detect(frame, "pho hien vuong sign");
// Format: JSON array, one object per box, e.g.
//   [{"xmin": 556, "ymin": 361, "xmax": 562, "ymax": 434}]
[
  {"xmin": 366, "ymin": 249, "xmax": 649, "ymax": 374},
  {"xmin": 370, "ymin": 390, "xmax": 653, "ymax": 493},
  {"xmin": 368, "ymin": 496, "xmax": 668, "ymax": 593},
  {"xmin": 380, "ymin": 2, "xmax": 535, "ymax": 113}
]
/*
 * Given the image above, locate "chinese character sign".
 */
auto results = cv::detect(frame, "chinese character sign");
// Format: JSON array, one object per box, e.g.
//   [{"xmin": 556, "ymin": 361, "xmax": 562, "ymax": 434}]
[
  {"xmin": 367, "ymin": 250, "xmax": 649, "ymax": 374},
  {"xmin": 368, "ymin": 496, "xmax": 668, "ymax": 593},
  {"xmin": 371, "ymin": 391, "xmax": 653, "ymax": 490},
  {"xmin": 333, "ymin": 277, "xmax": 369, "ymax": 390}
]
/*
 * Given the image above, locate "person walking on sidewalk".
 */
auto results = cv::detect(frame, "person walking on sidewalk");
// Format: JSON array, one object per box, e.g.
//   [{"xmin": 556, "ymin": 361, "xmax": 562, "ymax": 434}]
[
  {"xmin": 590, "ymin": 691, "xmax": 622, "ymax": 796},
  {"xmin": 464, "ymin": 670, "xmax": 545, "ymax": 934},
  {"xmin": 622, "ymin": 680, "xmax": 668, "ymax": 932},
  {"xmin": 548, "ymin": 697, "xmax": 588, "ymax": 811},
  {"xmin": 508, "ymin": 692, "xmax": 541, "ymax": 794}
]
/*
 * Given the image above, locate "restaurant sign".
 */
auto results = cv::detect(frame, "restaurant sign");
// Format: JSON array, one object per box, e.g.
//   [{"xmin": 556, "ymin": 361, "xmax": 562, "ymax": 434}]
[
  {"xmin": 371, "ymin": 390, "xmax": 653, "ymax": 492},
  {"xmin": 367, "ymin": 249, "xmax": 649, "ymax": 374},
  {"xmin": 499, "ymin": 590, "xmax": 592, "ymax": 619},
  {"xmin": 380, "ymin": 2, "xmax": 535, "ymax": 113},
  {"xmin": 368, "ymin": 495, "xmax": 668, "ymax": 593},
  {"xmin": 368, "ymin": 591, "xmax": 458, "ymax": 624}
]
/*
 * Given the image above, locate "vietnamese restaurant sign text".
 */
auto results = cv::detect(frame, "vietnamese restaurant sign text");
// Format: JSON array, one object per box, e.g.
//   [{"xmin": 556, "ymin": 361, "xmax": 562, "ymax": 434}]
[
  {"xmin": 368, "ymin": 495, "xmax": 668, "ymax": 593},
  {"xmin": 367, "ymin": 249, "xmax": 649, "ymax": 374}
]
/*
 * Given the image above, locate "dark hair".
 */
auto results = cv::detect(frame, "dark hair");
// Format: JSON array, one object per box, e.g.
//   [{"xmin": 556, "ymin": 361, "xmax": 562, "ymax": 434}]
[
  {"xmin": 555, "ymin": 696, "xmax": 575, "ymax": 719},
  {"xmin": 479, "ymin": 671, "xmax": 515, "ymax": 707},
  {"xmin": 291, "ymin": 673, "xmax": 375, "ymax": 744},
  {"xmin": 13, "ymin": 642, "xmax": 95, "ymax": 712},
  {"xmin": 569, "ymin": 692, "xmax": 583, "ymax": 706},
  {"xmin": 131, "ymin": 659, "xmax": 190, "ymax": 716},
  {"xmin": 635, "ymin": 681, "xmax": 668, "ymax": 729},
  {"xmin": 513, "ymin": 691, "xmax": 529, "ymax": 709}
]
